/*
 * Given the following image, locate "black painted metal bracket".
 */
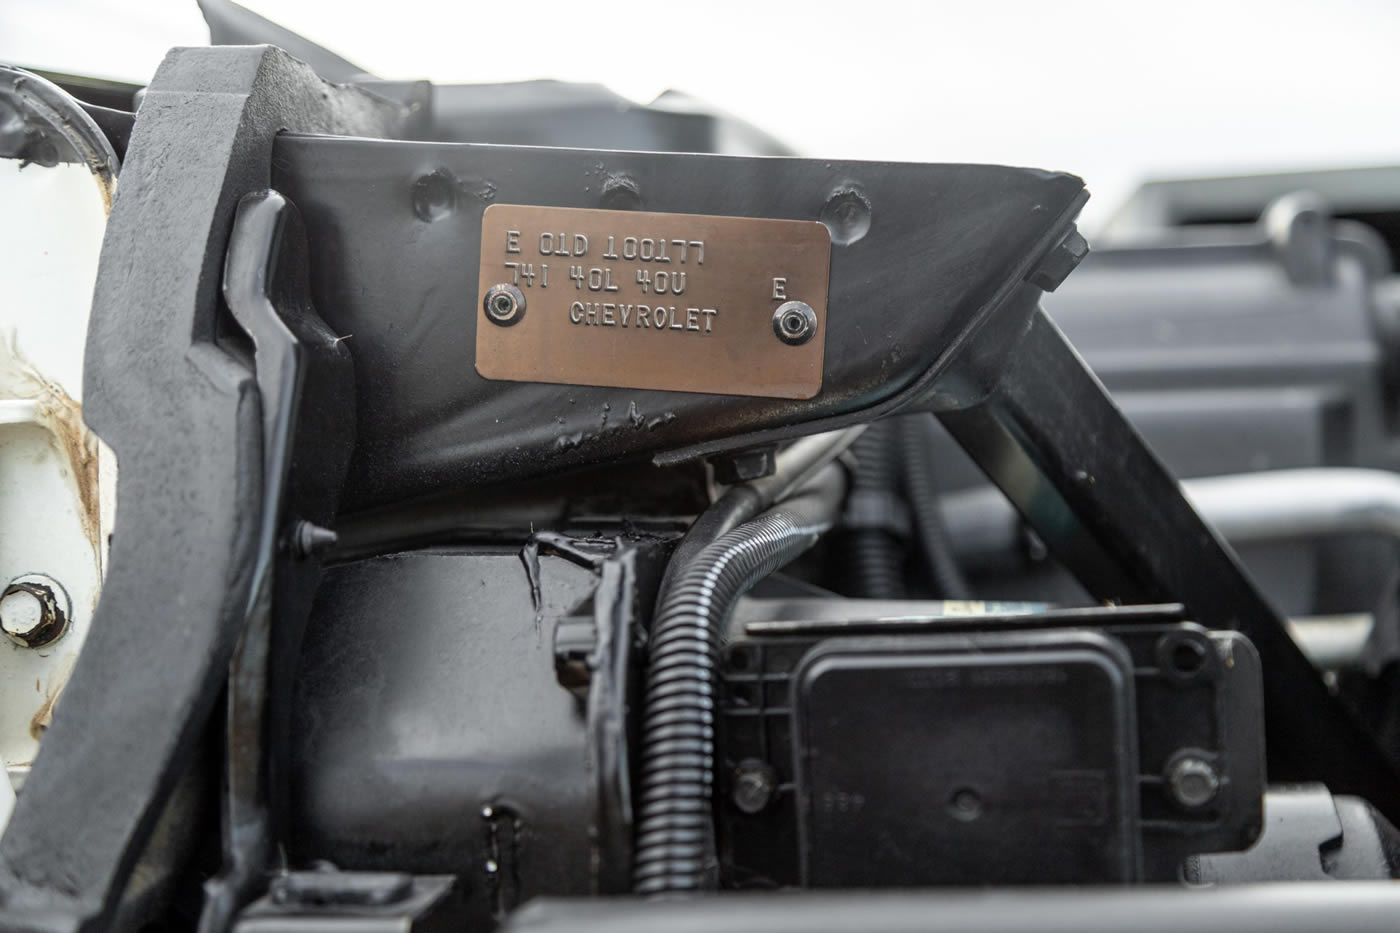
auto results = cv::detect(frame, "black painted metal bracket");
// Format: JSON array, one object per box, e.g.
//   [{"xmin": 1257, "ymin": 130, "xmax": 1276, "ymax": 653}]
[
  {"xmin": 270, "ymin": 135, "xmax": 1089, "ymax": 510},
  {"xmin": 198, "ymin": 190, "xmax": 357, "ymax": 933},
  {"xmin": 935, "ymin": 301, "xmax": 1400, "ymax": 819}
]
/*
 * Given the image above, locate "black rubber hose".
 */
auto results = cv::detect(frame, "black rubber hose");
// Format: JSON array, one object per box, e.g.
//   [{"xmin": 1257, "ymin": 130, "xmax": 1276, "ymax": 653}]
[
  {"xmin": 899, "ymin": 414, "xmax": 972, "ymax": 599},
  {"xmin": 844, "ymin": 420, "xmax": 907, "ymax": 598},
  {"xmin": 654, "ymin": 484, "xmax": 764, "ymax": 606},
  {"xmin": 632, "ymin": 466, "xmax": 846, "ymax": 895}
]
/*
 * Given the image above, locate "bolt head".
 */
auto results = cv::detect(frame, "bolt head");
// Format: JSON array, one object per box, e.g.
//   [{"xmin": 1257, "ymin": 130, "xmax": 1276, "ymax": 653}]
[
  {"xmin": 1167, "ymin": 755, "xmax": 1221, "ymax": 809},
  {"xmin": 1028, "ymin": 228, "xmax": 1089, "ymax": 293},
  {"xmin": 711, "ymin": 446, "xmax": 777, "ymax": 485},
  {"xmin": 0, "ymin": 575, "xmax": 70, "ymax": 648},
  {"xmin": 732, "ymin": 760, "xmax": 777, "ymax": 814},
  {"xmin": 1, "ymin": 589, "xmax": 44, "ymax": 638}
]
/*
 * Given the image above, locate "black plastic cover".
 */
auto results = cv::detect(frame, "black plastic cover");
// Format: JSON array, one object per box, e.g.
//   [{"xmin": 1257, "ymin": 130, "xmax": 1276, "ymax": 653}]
[
  {"xmin": 718, "ymin": 609, "xmax": 1265, "ymax": 886},
  {"xmin": 793, "ymin": 630, "xmax": 1140, "ymax": 885}
]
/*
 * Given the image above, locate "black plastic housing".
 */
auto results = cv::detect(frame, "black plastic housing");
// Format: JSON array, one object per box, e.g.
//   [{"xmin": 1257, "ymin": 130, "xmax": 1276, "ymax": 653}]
[
  {"xmin": 793, "ymin": 630, "xmax": 1140, "ymax": 885},
  {"xmin": 717, "ymin": 605, "xmax": 1265, "ymax": 886}
]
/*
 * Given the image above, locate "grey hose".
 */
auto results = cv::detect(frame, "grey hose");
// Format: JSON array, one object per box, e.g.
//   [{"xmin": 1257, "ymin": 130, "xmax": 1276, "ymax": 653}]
[
  {"xmin": 1182, "ymin": 468, "xmax": 1400, "ymax": 544},
  {"xmin": 656, "ymin": 427, "xmax": 865, "ymax": 602},
  {"xmin": 748, "ymin": 426, "xmax": 866, "ymax": 506},
  {"xmin": 633, "ymin": 465, "xmax": 847, "ymax": 895},
  {"xmin": 942, "ymin": 468, "xmax": 1400, "ymax": 573}
]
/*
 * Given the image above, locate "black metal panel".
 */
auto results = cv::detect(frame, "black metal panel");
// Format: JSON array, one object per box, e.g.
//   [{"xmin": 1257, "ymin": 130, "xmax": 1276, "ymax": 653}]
[
  {"xmin": 198, "ymin": 0, "xmax": 372, "ymax": 83},
  {"xmin": 270, "ymin": 134, "xmax": 1086, "ymax": 510},
  {"xmin": 198, "ymin": 0, "xmax": 792, "ymax": 154},
  {"xmin": 425, "ymin": 83, "xmax": 794, "ymax": 155},
  {"xmin": 288, "ymin": 536, "xmax": 671, "ymax": 929},
  {"xmin": 289, "ymin": 550, "xmax": 596, "ymax": 912}
]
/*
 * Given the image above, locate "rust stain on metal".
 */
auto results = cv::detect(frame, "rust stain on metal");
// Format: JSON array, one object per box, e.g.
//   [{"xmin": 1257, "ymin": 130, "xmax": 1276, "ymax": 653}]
[
  {"xmin": 476, "ymin": 204, "xmax": 831, "ymax": 399},
  {"xmin": 30, "ymin": 690, "xmax": 57, "ymax": 739},
  {"xmin": 39, "ymin": 383, "xmax": 100, "ymax": 552},
  {"xmin": 94, "ymin": 171, "xmax": 115, "ymax": 216},
  {"xmin": 1, "ymin": 334, "xmax": 101, "ymax": 557},
  {"xmin": 29, "ymin": 655, "xmax": 76, "ymax": 740}
]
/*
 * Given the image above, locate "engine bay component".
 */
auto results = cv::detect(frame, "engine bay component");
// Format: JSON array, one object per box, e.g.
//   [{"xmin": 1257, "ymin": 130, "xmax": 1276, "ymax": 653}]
[
  {"xmin": 268, "ymin": 132, "xmax": 1085, "ymax": 501},
  {"xmin": 718, "ymin": 603, "xmax": 1264, "ymax": 887},
  {"xmin": 7, "ymin": 6, "xmax": 1400, "ymax": 930},
  {"xmin": 634, "ymin": 466, "xmax": 846, "ymax": 895},
  {"xmin": 288, "ymin": 542, "xmax": 657, "ymax": 927}
]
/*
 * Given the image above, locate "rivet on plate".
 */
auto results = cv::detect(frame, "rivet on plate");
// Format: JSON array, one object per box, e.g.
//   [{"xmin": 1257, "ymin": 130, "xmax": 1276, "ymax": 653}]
[
  {"xmin": 772, "ymin": 300, "xmax": 817, "ymax": 345},
  {"xmin": 483, "ymin": 283, "xmax": 527, "ymax": 326}
]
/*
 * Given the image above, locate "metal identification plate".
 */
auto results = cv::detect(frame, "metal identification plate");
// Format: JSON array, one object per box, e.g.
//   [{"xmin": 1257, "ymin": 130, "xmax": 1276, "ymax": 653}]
[{"xmin": 475, "ymin": 204, "xmax": 832, "ymax": 399}]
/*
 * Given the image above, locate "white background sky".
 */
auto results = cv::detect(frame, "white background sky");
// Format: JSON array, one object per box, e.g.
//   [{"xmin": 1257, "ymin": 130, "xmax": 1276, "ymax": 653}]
[{"xmin": 4, "ymin": 0, "xmax": 1400, "ymax": 230}]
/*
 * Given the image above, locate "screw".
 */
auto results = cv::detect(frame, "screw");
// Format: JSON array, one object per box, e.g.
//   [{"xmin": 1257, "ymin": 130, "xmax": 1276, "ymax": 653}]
[
  {"xmin": 291, "ymin": 520, "xmax": 338, "ymax": 559},
  {"xmin": 772, "ymin": 300, "xmax": 817, "ymax": 346},
  {"xmin": 1, "ymin": 574, "xmax": 71, "ymax": 648},
  {"xmin": 483, "ymin": 283, "xmax": 527, "ymax": 326},
  {"xmin": 1166, "ymin": 754, "xmax": 1221, "ymax": 809},
  {"xmin": 732, "ymin": 760, "xmax": 777, "ymax": 815}
]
